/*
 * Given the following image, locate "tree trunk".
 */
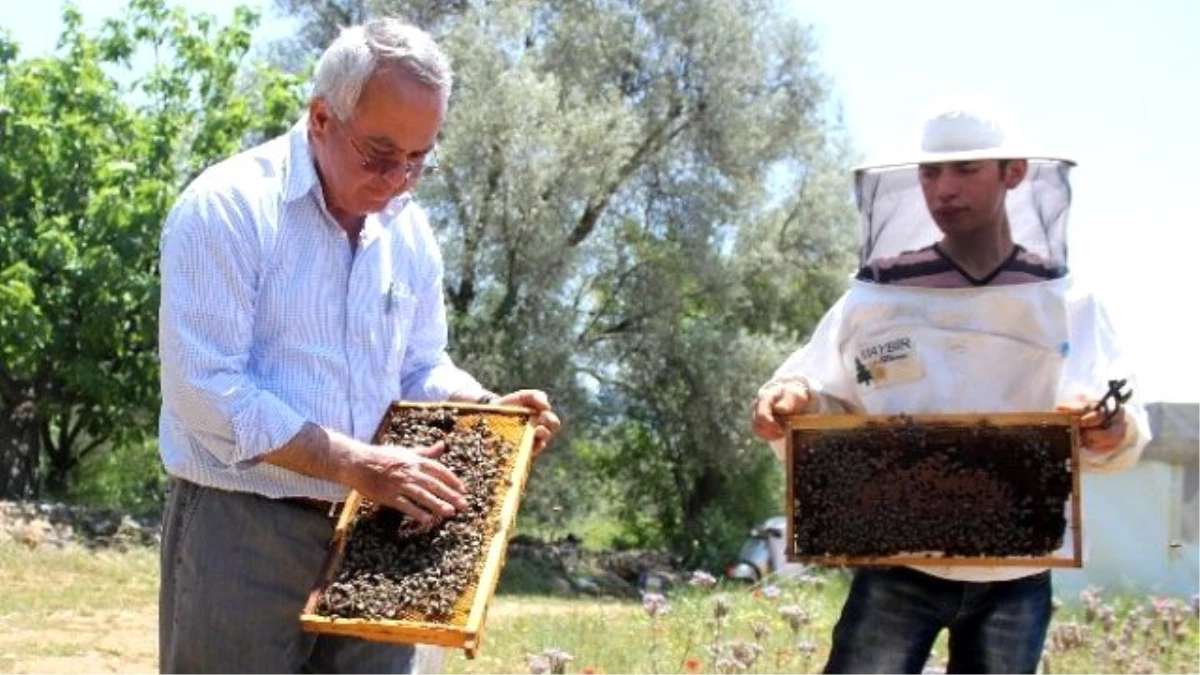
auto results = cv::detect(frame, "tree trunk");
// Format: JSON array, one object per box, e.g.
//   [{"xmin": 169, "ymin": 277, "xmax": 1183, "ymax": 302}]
[{"xmin": 0, "ymin": 398, "xmax": 40, "ymax": 499}]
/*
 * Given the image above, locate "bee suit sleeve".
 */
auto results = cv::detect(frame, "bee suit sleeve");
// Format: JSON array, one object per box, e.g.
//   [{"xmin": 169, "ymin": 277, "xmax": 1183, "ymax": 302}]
[
  {"xmin": 758, "ymin": 292, "xmax": 861, "ymax": 460},
  {"xmin": 1059, "ymin": 288, "xmax": 1152, "ymax": 473}
]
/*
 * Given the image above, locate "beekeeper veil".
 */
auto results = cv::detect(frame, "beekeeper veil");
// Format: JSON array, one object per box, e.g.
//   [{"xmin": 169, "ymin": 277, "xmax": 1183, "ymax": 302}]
[{"xmin": 855, "ymin": 99, "xmax": 1075, "ymax": 268}]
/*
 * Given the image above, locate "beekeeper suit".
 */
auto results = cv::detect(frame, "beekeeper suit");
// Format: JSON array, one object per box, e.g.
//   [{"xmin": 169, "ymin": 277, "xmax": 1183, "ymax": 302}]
[{"xmin": 749, "ymin": 99, "xmax": 1150, "ymax": 674}]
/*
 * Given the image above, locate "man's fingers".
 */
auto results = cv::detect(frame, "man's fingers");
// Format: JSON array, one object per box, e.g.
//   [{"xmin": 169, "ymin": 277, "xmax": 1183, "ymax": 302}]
[
  {"xmin": 537, "ymin": 410, "xmax": 561, "ymax": 436},
  {"xmin": 497, "ymin": 389, "xmax": 551, "ymax": 412},
  {"xmin": 412, "ymin": 467, "xmax": 469, "ymax": 511},
  {"xmin": 414, "ymin": 440, "xmax": 447, "ymax": 458},
  {"xmin": 533, "ymin": 425, "xmax": 551, "ymax": 449},
  {"xmin": 754, "ymin": 390, "xmax": 781, "ymax": 425},
  {"xmin": 751, "ymin": 416, "xmax": 785, "ymax": 441},
  {"xmin": 751, "ymin": 391, "xmax": 786, "ymax": 441},
  {"xmin": 412, "ymin": 456, "xmax": 466, "ymax": 496},
  {"xmin": 397, "ymin": 481, "xmax": 460, "ymax": 518},
  {"xmin": 387, "ymin": 494, "xmax": 436, "ymax": 526}
]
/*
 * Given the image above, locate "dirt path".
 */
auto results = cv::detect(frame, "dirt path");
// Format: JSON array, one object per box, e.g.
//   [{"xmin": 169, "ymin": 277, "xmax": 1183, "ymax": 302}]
[
  {"xmin": 0, "ymin": 596, "xmax": 633, "ymax": 673},
  {"xmin": 0, "ymin": 609, "xmax": 158, "ymax": 674}
]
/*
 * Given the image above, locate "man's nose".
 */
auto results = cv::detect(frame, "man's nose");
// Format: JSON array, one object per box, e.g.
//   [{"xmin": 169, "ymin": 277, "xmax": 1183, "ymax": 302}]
[
  {"xmin": 931, "ymin": 174, "xmax": 961, "ymax": 201},
  {"xmin": 381, "ymin": 162, "xmax": 416, "ymax": 188}
]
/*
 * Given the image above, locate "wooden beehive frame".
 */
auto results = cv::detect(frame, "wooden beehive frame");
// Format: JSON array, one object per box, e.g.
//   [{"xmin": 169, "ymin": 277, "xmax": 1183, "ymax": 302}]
[
  {"xmin": 299, "ymin": 401, "xmax": 537, "ymax": 658},
  {"xmin": 784, "ymin": 412, "xmax": 1083, "ymax": 568}
]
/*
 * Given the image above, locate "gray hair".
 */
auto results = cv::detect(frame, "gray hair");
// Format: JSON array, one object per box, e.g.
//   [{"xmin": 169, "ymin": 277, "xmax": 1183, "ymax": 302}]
[{"xmin": 312, "ymin": 18, "xmax": 453, "ymax": 121}]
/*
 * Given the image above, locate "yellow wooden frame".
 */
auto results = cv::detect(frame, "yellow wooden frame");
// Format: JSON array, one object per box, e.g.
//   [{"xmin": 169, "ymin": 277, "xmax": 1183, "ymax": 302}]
[
  {"xmin": 300, "ymin": 401, "xmax": 538, "ymax": 658},
  {"xmin": 784, "ymin": 412, "xmax": 1083, "ymax": 568}
]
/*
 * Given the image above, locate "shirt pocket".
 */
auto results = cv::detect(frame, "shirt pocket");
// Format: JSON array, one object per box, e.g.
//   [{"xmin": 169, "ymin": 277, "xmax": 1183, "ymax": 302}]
[{"xmin": 378, "ymin": 282, "xmax": 417, "ymax": 378}]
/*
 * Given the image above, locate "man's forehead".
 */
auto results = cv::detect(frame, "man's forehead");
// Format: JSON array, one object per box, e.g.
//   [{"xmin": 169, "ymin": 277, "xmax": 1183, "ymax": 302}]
[{"xmin": 917, "ymin": 160, "xmax": 994, "ymax": 169}]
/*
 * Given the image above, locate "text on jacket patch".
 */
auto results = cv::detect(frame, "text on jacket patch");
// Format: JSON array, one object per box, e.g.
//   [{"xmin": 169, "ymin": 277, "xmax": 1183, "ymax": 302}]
[
  {"xmin": 859, "ymin": 337, "xmax": 913, "ymax": 364},
  {"xmin": 855, "ymin": 336, "xmax": 923, "ymax": 388}
]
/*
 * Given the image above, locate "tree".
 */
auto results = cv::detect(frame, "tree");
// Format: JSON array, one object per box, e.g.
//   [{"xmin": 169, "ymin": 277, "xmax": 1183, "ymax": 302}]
[
  {"xmin": 268, "ymin": 0, "xmax": 369, "ymax": 72},
  {"xmin": 0, "ymin": 0, "xmax": 305, "ymax": 499},
  {"xmin": 271, "ymin": 0, "xmax": 859, "ymax": 563}
]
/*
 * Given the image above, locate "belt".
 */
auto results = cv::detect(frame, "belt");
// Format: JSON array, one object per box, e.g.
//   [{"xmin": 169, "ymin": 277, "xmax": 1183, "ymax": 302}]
[{"xmin": 278, "ymin": 496, "xmax": 341, "ymax": 517}]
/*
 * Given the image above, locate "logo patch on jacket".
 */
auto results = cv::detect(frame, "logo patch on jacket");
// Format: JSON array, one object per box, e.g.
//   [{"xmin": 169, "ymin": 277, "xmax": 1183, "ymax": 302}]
[{"xmin": 855, "ymin": 336, "xmax": 923, "ymax": 388}]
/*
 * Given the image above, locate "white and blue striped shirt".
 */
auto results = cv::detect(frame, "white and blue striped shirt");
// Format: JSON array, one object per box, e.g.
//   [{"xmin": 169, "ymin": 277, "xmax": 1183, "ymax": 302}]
[{"xmin": 158, "ymin": 120, "xmax": 484, "ymax": 500}]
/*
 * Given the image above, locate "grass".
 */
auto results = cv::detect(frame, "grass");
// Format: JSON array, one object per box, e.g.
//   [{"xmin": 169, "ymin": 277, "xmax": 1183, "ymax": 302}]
[
  {"xmin": 0, "ymin": 542, "xmax": 158, "ymax": 615},
  {"xmin": 0, "ymin": 543, "xmax": 159, "ymax": 674},
  {"xmin": 0, "ymin": 542, "xmax": 1196, "ymax": 674}
]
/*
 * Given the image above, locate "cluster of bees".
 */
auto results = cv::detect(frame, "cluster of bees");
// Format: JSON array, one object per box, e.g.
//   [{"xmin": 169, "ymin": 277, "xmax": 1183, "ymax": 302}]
[
  {"xmin": 791, "ymin": 421, "xmax": 1073, "ymax": 558},
  {"xmin": 317, "ymin": 408, "xmax": 511, "ymax": 620}
]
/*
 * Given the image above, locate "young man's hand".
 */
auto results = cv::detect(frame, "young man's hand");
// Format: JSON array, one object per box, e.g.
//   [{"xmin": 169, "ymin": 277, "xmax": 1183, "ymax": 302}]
[
  {"xmin": 1057, "ymin": 398, "xmax": 1129, "ymax": 454},
  {"xmin": 751, "ymin": 384, "xmax": 813, "ymax": 442}
]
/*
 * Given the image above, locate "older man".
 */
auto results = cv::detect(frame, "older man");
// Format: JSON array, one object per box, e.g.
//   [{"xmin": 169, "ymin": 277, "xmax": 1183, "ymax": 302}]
[{"xmin": 157, "ymin": 18, "xmax": 560, "ymax": 673}]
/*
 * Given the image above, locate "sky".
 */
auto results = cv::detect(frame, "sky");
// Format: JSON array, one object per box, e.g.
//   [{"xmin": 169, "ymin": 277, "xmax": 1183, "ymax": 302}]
[{"xmin": 4, "ymin": 0, "xmax": 1198, "ymax": 402}]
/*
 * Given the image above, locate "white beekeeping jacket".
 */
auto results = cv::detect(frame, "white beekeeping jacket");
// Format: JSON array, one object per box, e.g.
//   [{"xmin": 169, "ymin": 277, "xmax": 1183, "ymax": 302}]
[{"xmin": 765, "ymin": 152, "xmax": 1151, "ymax": 582}]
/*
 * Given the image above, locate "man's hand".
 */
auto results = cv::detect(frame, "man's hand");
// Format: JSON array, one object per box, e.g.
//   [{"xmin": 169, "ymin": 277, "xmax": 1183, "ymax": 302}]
[
  {"xmin": 1057, "ymin": 399, "xmax": 1129, "ymax": 455},
  {"xmin": 493, "ymin": 389, "xmax": 561, "ymax": 454},
  {"xmin": 263, "ymin": 423, "xmax": 468, "ymax": 528},
  {"xmin": 346, "ymin": 441, "xmax": 469, "ymax": 527},
  {"xmin": 751, "ymin": 384, "xmax": 813, "ymax": 442}
]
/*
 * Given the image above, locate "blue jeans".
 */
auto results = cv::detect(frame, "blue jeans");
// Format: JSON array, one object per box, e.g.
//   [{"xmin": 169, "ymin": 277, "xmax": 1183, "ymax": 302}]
[{"xmin": 823, "ymin": 566, "xmax": 1052, "ymax": 674}]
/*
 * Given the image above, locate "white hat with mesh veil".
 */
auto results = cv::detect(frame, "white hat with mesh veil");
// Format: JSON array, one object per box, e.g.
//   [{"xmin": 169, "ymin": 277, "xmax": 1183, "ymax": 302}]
[{"xmin": 854, "ymin": 98, "xmax": 1076, "ymax": 269}]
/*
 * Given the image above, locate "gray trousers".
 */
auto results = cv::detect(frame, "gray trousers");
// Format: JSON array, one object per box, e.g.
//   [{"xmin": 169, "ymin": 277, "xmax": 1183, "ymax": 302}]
[{"xmin": 159, "ymin": 478, "xmax": 416, "ymax": 674}]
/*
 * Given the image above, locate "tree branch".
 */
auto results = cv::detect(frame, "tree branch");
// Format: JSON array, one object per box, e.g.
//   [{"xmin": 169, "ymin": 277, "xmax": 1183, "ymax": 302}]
[{"xmin": 565, "ymin": 108, "xmax": 694, "ymax": 248}]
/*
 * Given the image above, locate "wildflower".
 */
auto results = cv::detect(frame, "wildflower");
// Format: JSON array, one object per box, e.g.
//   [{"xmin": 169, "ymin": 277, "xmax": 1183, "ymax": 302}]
[
  {"xmin": 1048, "ymin": 621, "xmax": 1089, "ymax": 651},
  {"xmin": 1081, "ymin": 586, "xmax": 1102, "ymax": 623},
  {"xmin": 751, "ymin": 620, "xmax": 771, "ymax": 641},
  {"xmin": 529, "ymin": 655, "xmax": 550, "ymax": 675},
  {"xmin": 1099, "ymin": 604, "xmax": 1116, "ymax": 633},
  {"xmin": 1130, "ymin": 656, "xmax": 1156, "ymax": 675},
  {"xmin": 779, "ymin": 605, "xmax": 811, "ymax": 634},
  {"xmin": 528, "ymin": 648, "xmax": 573, "ymax": 675},
  {"xmin": 1151, "ymin": 596, "xmax": 1174, "ymax": 615},
  {"xmin": 728, "ymin": 640, "xmax": 762, "ymax": 668},
  {"xmin": 690, "ymin": 570, "xmax": 717, "ymax": 589},
  {"xmin": 1120, "ymin": 616, "xmax": 1136, "ymax": 648},
  {"xmin": 712, "ymin": 595, "xmax": 730, "ymax": 620},
  {"xmin": 714, "ymin": 657, "xmax": 737, "ymax": 674},
  {"xmin": 642, "ymin": 592, "xmax": 670, "ymax": 618},
  {"xmin": 581, "ymin": 668, "xmax": 598, "ymax": 675},
  {"xmin": 795, "ymin": 640, "xmax": 818, "ymax": 656},
  {"xmin": 761, "ymin": 584, "xmax": 781, "ymax": 600},
  {"xmin": 684, "ymin": 657, "xmax": 702, "ymax": 673}
]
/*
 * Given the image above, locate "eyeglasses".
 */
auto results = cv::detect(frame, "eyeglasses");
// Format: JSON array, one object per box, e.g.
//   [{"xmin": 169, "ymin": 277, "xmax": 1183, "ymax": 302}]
[{"xmin": 342, "ymin": 126, "xmax": 439, "ymax": 181}]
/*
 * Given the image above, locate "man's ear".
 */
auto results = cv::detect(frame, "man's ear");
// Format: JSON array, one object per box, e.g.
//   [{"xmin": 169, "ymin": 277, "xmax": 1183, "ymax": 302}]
[
  {"xmin": 308, "ymin": 98, "xmax": 332, "ymax": 139},
  {"xmin": 1003, "ymin": 158, "xmax": 1028, "ymax": 189}
]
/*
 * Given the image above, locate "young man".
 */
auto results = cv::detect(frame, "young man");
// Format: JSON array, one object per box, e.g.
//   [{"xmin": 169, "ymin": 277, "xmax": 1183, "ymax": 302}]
[
  {"xmin": 750, "ymin": 101, "xmax": 1150, "ymax": 674},
  {"xmin": 157, "ymin": 18, "xmax": 560, "ymax": 673}
]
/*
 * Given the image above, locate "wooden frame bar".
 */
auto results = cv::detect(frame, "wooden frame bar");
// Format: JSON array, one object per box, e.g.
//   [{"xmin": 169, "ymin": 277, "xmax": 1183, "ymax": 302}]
[
  {"xmin": 785, "ymin": 412, "xmax": 1083, "ymax": 568},
  {"xmin": 299, "ymin": 401, "xmax": 537, "ymax": 658}
]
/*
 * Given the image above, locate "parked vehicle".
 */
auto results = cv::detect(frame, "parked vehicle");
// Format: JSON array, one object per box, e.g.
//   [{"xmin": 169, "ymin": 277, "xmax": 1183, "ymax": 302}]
[{"xmin": 726, "ymin": 516, "xmax": 807, "ymax": 583}]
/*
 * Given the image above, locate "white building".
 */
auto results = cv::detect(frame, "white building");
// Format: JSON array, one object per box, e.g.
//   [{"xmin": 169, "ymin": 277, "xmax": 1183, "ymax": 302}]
[{"xmin": 1054, "ymin": 402, "xmax": 1199, "ymax": 602}]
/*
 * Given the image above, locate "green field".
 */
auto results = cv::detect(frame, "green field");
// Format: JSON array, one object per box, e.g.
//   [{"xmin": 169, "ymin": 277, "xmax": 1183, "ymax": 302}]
[{"xmin": 0, "ymin": 543, "xmax": 1195, "ymax": 674}]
